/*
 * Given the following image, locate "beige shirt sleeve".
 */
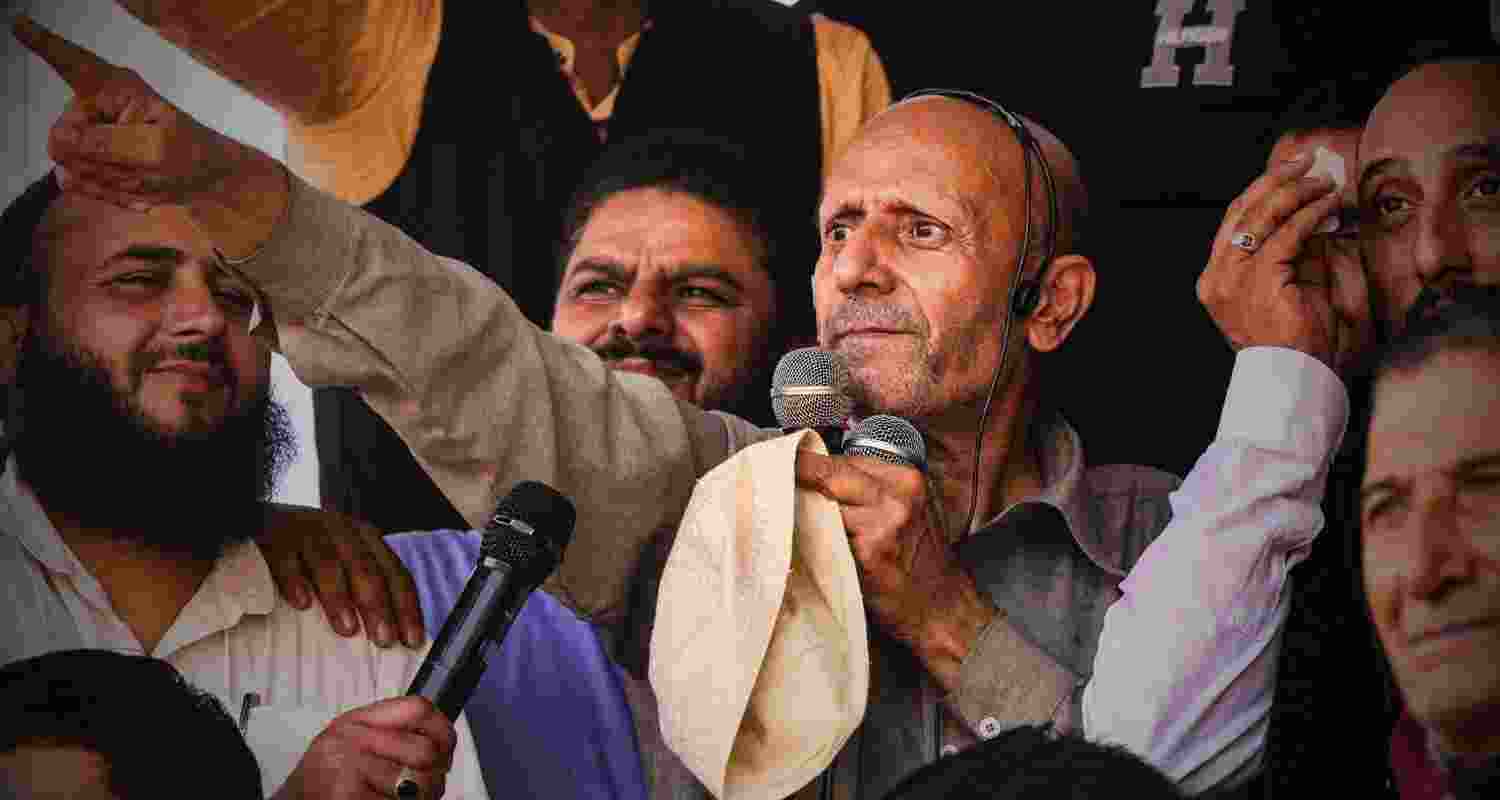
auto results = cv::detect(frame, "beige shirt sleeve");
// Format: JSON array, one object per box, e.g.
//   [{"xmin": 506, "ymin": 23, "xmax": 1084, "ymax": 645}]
[
  {"xmin": 811, "ymin": 14, "xmax": 893, "ymax": 175},
  {"xmin": 238, "ymin": 173, "xmax": 768, "ymax": 623}
]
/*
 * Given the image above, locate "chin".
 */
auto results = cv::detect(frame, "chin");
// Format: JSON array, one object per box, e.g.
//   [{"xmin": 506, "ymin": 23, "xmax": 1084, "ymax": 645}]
[{"xmin": 1400, "ymin": 665, "xmax": 1500, "ymax": 733}]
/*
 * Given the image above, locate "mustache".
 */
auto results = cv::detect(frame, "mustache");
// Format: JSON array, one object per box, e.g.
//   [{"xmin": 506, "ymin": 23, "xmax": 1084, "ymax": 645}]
[
  {"xmin": 821, "ymin": 300, "xmax": 926, "ymax": 341},
  {"xmin": 1404, "ymin": 282, "xmax": 1500, "ymax": 329},
  {"xmin": 132, "ymin": 341, "xmax": 229, "ymax": 371},
  {"xmin": 594, "ymin": 335, "xmax": 703, "ymax": 374}
]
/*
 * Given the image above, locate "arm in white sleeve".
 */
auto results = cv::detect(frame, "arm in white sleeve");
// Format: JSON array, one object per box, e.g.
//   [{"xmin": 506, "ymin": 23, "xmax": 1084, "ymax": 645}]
[{"xmin": 1082, "ymin": 346, "xmax": 1349, "ymax": 794}]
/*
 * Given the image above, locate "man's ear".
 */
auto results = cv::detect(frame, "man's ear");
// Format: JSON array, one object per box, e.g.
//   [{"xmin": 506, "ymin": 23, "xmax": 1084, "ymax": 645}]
[
  {"xmin": 0, "ymin": 305, "xmax": 31, "ymax": 386},
  {"xmin": 1024, "ymin": 255, "xmax": 1095, "ymax": 353}
]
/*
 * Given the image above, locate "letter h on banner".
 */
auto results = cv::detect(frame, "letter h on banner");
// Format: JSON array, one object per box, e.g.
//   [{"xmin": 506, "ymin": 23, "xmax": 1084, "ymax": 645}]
[{"xmin": 1141, "ymin": 0, "xmax": 1247, "ymax": 89}]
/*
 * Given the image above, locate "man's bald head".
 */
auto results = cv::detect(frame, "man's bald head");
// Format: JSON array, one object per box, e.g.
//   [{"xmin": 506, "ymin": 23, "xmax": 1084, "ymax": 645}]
[
  {"xmin": 880, "ymin": 95, "xmax": 1089, "ymax": 261},
  {"xmin": 813, "ymin": 94, "xmax": 1097, "ymax": 423}
]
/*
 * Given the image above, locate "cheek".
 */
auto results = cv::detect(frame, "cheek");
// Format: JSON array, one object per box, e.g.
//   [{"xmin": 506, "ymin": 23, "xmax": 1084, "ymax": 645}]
[
  {"xmin": 59, "ymin": 302, "xmax": 152, "ymax": 390},
  {"xmin": 1473, "ymin": 219, "xmax": 1500, "ymax": 280},
  {"xmin": 550, "ymin": 302, "xmax": 614, "ymax": 346},
  {"xmin": 682, "ymin": 312, "xmax": 755, "ymax": 374}
]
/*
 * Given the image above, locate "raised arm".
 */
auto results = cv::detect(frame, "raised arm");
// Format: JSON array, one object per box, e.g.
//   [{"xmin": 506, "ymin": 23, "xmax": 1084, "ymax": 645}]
[
  {"xmin": 1084, "ymin": 150, "xmax": 1370, "ymax": 793},
  {"xmin": 16, "ymin": 15, "xmax": 767, "ymax": 626}
]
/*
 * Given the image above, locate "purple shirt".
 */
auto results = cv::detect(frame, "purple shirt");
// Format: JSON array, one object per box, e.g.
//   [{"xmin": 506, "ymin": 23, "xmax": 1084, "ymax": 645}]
[{"xmin": 387, "ymin": 530, "xmax": 646, "ymax": 800}]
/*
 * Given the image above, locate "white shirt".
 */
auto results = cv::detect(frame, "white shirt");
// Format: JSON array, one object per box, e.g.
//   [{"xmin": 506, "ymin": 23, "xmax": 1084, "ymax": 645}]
[
  {"xmin": 0, "ymin": 458, "xmax": 489, "ymax": 799},
  {"xmin": 1084, "ymin": 346, "xmax": 1350, "ymax": 793}
]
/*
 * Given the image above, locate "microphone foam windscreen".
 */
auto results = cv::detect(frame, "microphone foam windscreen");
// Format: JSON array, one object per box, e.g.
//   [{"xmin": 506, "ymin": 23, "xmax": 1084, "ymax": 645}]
[
  {"xmin": 485, "ymin": 480, "xmax": 577, "ymax": 566},
  {"xmin": 842, "ymin": 415, "xmax": 927, "ymax": 471},
  {"xmin": 769, "ymin": 347, "xmax": 853, "ymax": 429}
]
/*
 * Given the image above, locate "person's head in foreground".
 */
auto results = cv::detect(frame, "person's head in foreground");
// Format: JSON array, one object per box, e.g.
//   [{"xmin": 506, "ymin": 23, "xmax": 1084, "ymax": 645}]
[
  {"xmin": 0, "ymin": 649, "xmax": 262, "ymax": 800},
  {"xmin": 813, "ymin": 92, "xmax": 1092, "ymax": 440},
  {"xmin": 552, "ymin": 129, "xmax": 810, "ymax": 421},
  {"xmin": 879, "ymin": 724, "xmax": 1182, "ymax": 800},
  {"xmin": 0, "ymin": 172, "xmax": 295, "ymax": 561},
  {"xmin": 1361, "ymin": 294, "xmax": 1500, "ymax": 788}
]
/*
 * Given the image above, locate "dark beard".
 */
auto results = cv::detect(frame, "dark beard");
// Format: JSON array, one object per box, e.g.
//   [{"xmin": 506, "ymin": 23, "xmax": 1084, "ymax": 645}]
[{"xmin": 9, "ymin": 330, "xmax": 297, "ymax": 562}]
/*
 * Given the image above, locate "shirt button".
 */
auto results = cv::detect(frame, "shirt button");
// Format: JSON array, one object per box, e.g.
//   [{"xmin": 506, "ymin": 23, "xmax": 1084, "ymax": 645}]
[
  {"xmin": 977, "ymin": 717, "xmax": 1003, "ymax": 740},
  {"xmin": 939, "ymin": 745, "xmax": 959, "ymax": 757}
]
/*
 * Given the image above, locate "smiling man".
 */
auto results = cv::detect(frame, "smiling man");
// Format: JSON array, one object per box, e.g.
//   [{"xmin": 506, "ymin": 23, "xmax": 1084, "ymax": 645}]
[
  {"xmin": 549, "ymin": 130, "xmax": 807, "ymax": 424},
  {"xmin": 0, "ymin": 174, "xmax": 487, "ymax": 800},
  {"xmin": 1362, "ymin": 300, "xmax": 1500, "ymax": 799}
]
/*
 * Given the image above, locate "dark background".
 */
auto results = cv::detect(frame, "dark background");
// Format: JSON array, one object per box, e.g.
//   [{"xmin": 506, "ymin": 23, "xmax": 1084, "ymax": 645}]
[{"xmin": 806, "ymin": 0, "xmax": 1496, "ymax": 478}]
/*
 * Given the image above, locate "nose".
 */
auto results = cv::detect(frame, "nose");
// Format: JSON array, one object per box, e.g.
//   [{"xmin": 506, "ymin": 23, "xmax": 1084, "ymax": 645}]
[
  {"xmin": 824, "ymin": 223, "xmax": 897, "ymax": 299},
  {"xmin": 161, "ymin": 273, "xmax": 228, "ymax": 344},
  {"xmin": 1412, "ymin": 199, "xmax": 1473, "ymax": 295},
  {"xmin": 1401, "ymin": 489, "xmax": 1473, "ymax": 602},
  {"xmin": 613, "ymin": 286, "xmax": 674, "ymax": 341}
]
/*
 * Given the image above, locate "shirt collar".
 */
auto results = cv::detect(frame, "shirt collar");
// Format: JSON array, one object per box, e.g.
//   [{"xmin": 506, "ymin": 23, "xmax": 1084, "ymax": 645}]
[
  {"xmin": 975, "ymin": 413, "xmax": 1123, "ymax": 578},
  {"xmin": 0, "ymin": 453, "xmax": 82, "ymax": 578},
  {"xmin": 0, "ymin": 453, "xmax": 277, "ymax": 654}
]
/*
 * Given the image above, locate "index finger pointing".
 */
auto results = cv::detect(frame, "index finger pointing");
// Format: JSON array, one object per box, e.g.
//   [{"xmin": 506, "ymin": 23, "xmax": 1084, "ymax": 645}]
[{"xmin": 11, "ymin": 15, "xmax": 116, "ymax": 95}]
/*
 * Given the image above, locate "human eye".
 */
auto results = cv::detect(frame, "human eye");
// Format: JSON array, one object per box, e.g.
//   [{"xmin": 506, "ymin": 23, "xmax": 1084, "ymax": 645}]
[
  {"xmin": 571, "ymin": 279, "xmax": 622, "ymax": 300},
  {"xmin": 676, "ymin": 284, "xmax": 733, "ymax": 308},
  {"xmin": 823, "ymin": 220, "xmax": 852, "ymax": 244},
  {"xmin": 906, "ymin": 219, "xmax": 949, "ymax": 247},
  {"xmin": 1367, "ymin": 191, "xmax": 1414, "ymax": 228},
  {"xmin": 1464, "ymin": 174, "xmax": 1500, "ymax": 203},
  {"xmin": 1361, "ymin": 492, "xmax": 1405, "ymax": 532}
]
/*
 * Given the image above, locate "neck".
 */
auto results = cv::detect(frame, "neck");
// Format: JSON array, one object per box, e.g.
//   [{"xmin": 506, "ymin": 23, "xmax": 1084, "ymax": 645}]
[
  {"xmin": 919, "ymin": 374, "xmax": 1047, "ymax": 542},
  {"xmin": 48, "ymin": 506, "xmax": 213, "ymax": 655},
  {"xmin": 528, "ymin": 0, "xmax": 645, "ymax": 38}
]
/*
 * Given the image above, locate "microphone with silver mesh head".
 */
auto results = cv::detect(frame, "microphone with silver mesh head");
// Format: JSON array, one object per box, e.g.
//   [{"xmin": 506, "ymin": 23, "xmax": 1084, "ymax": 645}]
[
  {"xmin": 769, "ymin": 347, "xmax": 853, "ymax": 454},
  {"xmin": 843, "ymin": 415, "xmax": 927, "ymax": 472}
]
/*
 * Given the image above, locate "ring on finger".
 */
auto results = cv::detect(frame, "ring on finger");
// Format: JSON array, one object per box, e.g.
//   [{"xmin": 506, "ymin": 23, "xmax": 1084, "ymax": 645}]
[{"xmin": 1230, "ymin": 231, "xmax": 1258, "ymax": 253}]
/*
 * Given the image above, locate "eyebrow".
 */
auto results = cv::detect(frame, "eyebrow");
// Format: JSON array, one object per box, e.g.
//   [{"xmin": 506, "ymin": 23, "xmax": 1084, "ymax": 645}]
[
  {"xmin": 1360, "ymin": 449, "xmax": 1500, "ymax": 500},
  {"xmin": 564, "ymin": 259, "xmax": 746, "ymax": 292},
  {"xmin": 668, "ymin": 264, "xmax": 745, "ymax": 292},
  {"xmin": 1455, "ymin": 449, "xmax": 1500, "ymax": 474},
  {"xmin": 1359, "ymin": 139, "xmax": 1500, "ymax": 194},
  {"xmin": 108, "ymin": 244, "xmax": 185, "ymax": 265},
  {"xmin": 565, "ymin": 258, "xmax": 628, "ymax": 283},
  {"xmin": 1359, "ymin": 476, "xmax": 1403, "ymax": 503}
]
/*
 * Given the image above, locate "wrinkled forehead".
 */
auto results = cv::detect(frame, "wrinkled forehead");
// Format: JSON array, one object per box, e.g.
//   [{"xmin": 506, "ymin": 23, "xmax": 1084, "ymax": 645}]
[
  {"xmin": 1368, "ymin": 349, "xmax": 1500, "ymax": 477},
  {"xmin": 1360, "ymin": 62, "xmax": 1500, "ymax": 179},
  {"xmin": 823, "ymin": 98, "xmax": 1023, "ymax": 215},
  {"xmin": 41, "ymin": 196, "xmax": 224, "ymax": 277}
]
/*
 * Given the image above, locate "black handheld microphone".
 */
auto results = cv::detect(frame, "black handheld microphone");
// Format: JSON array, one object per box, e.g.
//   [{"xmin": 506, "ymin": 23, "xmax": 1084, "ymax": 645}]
[
  {"xmin": 770, "ymin": 347, "xmax": 852, "ymax": 454},
  {"xmin": 842, "ymin": 414, "xmax": 927, "ymax": 472},
  {"xmin": 405, "ymin": 481, "xmax": 576, "ymax": 720}
]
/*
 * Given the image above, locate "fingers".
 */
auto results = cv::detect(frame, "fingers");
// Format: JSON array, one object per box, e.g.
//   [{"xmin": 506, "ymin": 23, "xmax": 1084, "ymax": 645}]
[
  {"xmin": 307, "ymin": 523, "xmax": 364, "ymax": 638},
  {"xmin": 1266, "ymin": 191, "xmax": 1345, "ymax": 275},
  {"xmin": 364, "ymin": 530, "xmax": 427, "ymax": 649},
  {"xmin": 11, "ymin": 15, "xmax": 118, "ymax": 95},
  {"xmin": 342, "ymin": 697, "xmax": 457, "ymax": 768},
  {"xmin": 334, "ymin": 516, "xmax": 406, "ymax": 649},
  {"xmin": 1216, "ymin": 151, "xmax": 1316, "ymax": 244},
  {"xmin": 1220, "ymin": 174, "xmax": 1338, "ymax": 258},
  {"xmin": 794, "ymin": 451, "xmax": 886, "ymax": 508}
]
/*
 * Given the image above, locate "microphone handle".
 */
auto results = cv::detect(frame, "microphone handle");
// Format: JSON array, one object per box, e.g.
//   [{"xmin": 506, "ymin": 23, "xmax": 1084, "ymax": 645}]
[
  {"xmin": 408, "ymin": 558, "xmax": 525, "ymax": 720},
  {"xmin": 783, "ymin": 425, "xmax": 844, "ymax": 455}
]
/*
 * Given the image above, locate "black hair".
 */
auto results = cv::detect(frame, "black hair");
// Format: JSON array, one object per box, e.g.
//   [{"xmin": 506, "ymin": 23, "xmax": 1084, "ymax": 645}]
[
  {"xmin": 0, "ymin": 172, "xmax": 61, "ymax": 309},
  {"xmin": 556, "ymin": 127, "xmax": 816, "ymax": 350},
  {"xmin": 0, "ymin": 649, "xmax": 263, "ymax": 799},
  {"xmin": 880, "ymin": 724, "xmax": 1183, "ymax": 800}
]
